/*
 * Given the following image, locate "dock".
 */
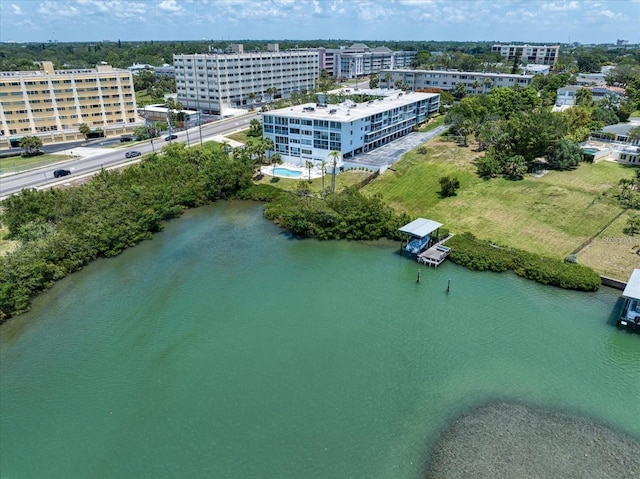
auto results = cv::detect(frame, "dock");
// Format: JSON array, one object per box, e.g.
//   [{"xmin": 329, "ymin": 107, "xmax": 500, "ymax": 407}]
[{"xmin": 417, "ymin": 235, "xmax": 453, "ymax": 267}]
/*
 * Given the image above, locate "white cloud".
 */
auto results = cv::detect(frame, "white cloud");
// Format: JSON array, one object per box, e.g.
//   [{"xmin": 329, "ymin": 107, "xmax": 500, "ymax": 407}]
[
  {"xmin": 159, "ymin": 0, "xmax": 182, "ymax": 12},
  {"xmin": 11, "ymin": 3, "xmax": 23, "ymax": 14}
]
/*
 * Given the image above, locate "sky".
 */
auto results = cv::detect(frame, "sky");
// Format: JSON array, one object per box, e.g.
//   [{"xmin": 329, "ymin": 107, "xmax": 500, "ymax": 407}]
[{"xmin": 0, "ymin": 0, "xmax": 639, "ymax": 44}]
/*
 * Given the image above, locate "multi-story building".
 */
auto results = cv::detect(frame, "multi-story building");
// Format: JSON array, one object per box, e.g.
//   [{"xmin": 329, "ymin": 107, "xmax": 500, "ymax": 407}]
[
  {"xmin": 0, "ymin": 61, "xmax": 137, "ymax": 138},
  {"xmin": 491, "ymin": 44, "xmax": 560, "ymax": 65},
  {"xmin": 380, "ymin": 69, "xmax": 533, "ymax": 95},
  {"xmin": 319, "ymin": 43, "xmax": 416, "ymax": 78},
  {"xmin": 261, "ymin": 91, "xmax": 439, "ymax": 167},
  {"xmin": 174, "ymin": 44, "xmax": 319, "ymax": 115}
]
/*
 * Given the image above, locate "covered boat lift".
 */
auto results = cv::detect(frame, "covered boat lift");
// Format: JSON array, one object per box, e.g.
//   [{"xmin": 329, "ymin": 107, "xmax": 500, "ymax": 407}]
[
  {"xmin": 618, "ymin": 269, "xmax": 640, "ymax": 331},
  {"xmin": 399, "ymin": 218, "xmax": 443, "ymax": 255}
]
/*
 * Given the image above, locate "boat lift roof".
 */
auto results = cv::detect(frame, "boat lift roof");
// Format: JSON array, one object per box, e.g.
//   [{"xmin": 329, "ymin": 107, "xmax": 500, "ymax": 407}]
[
  {"xmin": 622, "ymin": 269, "xmax": 640, "ymax": 300},
  {"xmin": 398, "ymin": 218, "xmax": 443, "ymax": 239}
]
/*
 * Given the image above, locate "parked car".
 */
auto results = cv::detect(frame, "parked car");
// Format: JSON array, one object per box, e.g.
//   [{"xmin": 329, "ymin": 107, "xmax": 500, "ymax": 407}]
[
  {"xmin": 125, "ymin": 150, "xmax": 142, "ymax": 158},
  {"xmin": 165, "ymin": 134, "xmax": 178, "ymax": 141},
  {"xmin": 53, "ymin": 169, "xmax": 71, "ymax": 178}
]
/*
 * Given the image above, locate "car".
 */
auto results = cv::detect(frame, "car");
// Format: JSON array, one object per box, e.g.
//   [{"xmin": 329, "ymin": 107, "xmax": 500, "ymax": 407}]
[
  {"xmin": 165, "ymin": 134, "xmax": 178, "ymax": 141},
  {"xmin": 125, "ymin": 150, "xmax": 142, "ymax": 159},
  {"xmin": 53, "ymin": 169, "xmax": 71, "ymax": 178}
]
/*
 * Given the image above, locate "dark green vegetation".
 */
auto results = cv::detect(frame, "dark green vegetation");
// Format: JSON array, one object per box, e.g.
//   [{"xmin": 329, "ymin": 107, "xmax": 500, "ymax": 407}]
[
  {"xmin": 0, "ymin": 144, "xmax": 253, "ymax": 320},
  {"xmin": 446, "ymin": 84, "xmax": 637, "ymax": 180},
  {"xmin": 448, "ymin": 233, "xmax": 601, "ymax": 291},
  {"xmin": 259, "ymin": 186, "xmax": 409, "ymax": 240}
]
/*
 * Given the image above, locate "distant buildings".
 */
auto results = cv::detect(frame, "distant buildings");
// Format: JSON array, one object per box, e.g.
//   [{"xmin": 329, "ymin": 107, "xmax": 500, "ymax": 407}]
[
  {"xmin": 0, "ymin": 61, "xmax": 137, "ymax": 139},
  {"xmin": 318, "ymin": 43, "xmax": 416, "ymax": 79},
  {"xmin": 491, "ymin": 44, "xmax": 560, "ymax": 65},
  {"xmin": 261, "ymin": 90, "xmax": 439, "ymax": 167},
  {"xmin": 173, "ymin": 44, "xmax": 319, "ymax": 116},
  {"xmin": 521, "ymin": 64, "xmax": 551, "ymax": 75},
  {"xmin": 379, "ymin": 69, "xmax": 533, "ymax": 95}
]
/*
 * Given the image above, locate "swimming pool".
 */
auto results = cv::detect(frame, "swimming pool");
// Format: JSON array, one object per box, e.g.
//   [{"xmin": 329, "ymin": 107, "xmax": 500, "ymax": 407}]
[
  {"xmin": 272, "ymin": 167, "xmax": 303, "ymax": 177},
  {"xmin": 582, "ymin": 148, "xmax": 599, "ymax": 155}
]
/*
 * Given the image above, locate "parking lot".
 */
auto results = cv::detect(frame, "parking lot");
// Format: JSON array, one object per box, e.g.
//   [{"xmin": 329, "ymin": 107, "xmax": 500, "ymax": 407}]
[{"xmin": 346, "ymin": 125, "xmax": 449, "ymax": 169}]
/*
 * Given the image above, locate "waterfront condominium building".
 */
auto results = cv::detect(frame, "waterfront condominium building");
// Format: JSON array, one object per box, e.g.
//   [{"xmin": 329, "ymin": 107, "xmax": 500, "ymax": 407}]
[
  {"xmin": 173, "ymin": 44, "xmax": 319, "ymax": 115},
  {"xmin": 261, "ymin": 91, "xmax": 439, "ymax": 167},
  {"xmin": 318, "ymin": 43, "xmax": 416, "ymax": 79},
  {"xmin": 491, "ymin": 44, "xmax": 560, "ymax": 65},
  {"xmin": 380, "ymin": 69, "xmax": 533, "ymax": 95},
  {"xmin": 0, "ymin": 61, "xmax": 137, "ymax": 138}
]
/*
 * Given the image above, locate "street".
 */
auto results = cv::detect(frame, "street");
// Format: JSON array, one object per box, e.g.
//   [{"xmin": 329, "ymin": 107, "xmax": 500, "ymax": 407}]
[{"xmin": 0, "ymin": 112, "xmax": 258, "ymax": 199}]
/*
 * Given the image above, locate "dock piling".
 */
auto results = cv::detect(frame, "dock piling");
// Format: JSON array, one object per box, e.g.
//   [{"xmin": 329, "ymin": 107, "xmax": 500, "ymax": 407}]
[
  {"xmin": 447, "ymin": 279, "xmax": 450, "ymax": 293},
  {"xmin": 417, "ymin": 269, "xmax": 421, "ymax": 284}
]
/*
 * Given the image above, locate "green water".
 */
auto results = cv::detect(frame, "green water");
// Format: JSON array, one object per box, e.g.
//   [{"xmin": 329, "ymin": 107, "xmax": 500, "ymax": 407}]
[{"xmin": 1, "ymin": 202, "xmax": 639, "ymax": 478}]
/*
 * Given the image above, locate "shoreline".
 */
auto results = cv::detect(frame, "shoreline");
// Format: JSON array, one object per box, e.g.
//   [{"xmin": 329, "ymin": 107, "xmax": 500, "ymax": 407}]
[{"xmin": 425, "ymin": 401, "xmax": 640, "ymax": 479}]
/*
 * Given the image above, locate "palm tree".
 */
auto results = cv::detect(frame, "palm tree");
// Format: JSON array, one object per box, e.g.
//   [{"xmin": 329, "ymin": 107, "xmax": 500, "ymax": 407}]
[
  {"xmin": 262, "ymin": 137, "xmax": 274, "ymax": 164},
  {"xmin": 320, "ymin": 159, "xmax": 327, "ymax": 197},
  {"xmin": 266, "ymin": 87, "xmax": 277, "ymax": 102},
  {"xmin": 483, "ymin": 77, "xmax": 493, "ymax": 94},
  {"xmin": 472, "ymin": 80, "xmax": 481, "ymax": 94},
  {"xmin": 328, "ymin": 150, "xmax": 341, "ymax": 193},
  {"xmin": 248, "ymin": 92, "xmax": 256, "ymax": 110},
  {"xmin": 249, "ymin": 118, "xmax": 262, "ymax": 137},
  {"xmin": 384, "ymin": 72, "xmax": 392, "ymax": 89},
  {"xmin": 78, "ymin": 122, "xmax": 91, "ymax": 140},
  {"xmin": 305, "ymin": 160, "xmax": 313, "ymax": 183},
  {"xmin": 271, "ymin": 152, "xmax": 282, "ymax": 173}
]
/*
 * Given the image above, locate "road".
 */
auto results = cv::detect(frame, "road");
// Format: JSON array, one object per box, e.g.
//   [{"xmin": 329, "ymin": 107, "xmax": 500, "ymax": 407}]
[{"xmin": 0, "ymin": 112, "xmax": 258, "ymax": 199}]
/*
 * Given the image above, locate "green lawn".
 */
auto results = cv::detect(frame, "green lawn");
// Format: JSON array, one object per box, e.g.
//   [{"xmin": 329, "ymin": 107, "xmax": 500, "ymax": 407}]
[
  {"xmin": 416, "ymin": 115, "xmax": 446, "ymax": 133},
  {"xmin": 630, "ymin": 110, "xmax": 640, "ymax": 118},
  {"xmin": 364, "ymin": 139, "xmax": 638, "ymax": 278},
  {"xmin": 253, "ymin": 168, "xmax": 371, "ymax": 196},
  {"xmin": 0, "ymin": 154, "xmax": 74, "ymax": 174},
  {"xmin": 226, "ymin": 129, "xmax": 255, "ymax": 144}
]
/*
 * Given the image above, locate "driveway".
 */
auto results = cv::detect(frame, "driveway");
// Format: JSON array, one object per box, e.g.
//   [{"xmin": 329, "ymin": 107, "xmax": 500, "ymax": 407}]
[{"xmin": 347, "ymin": 125, "xmax": 449, "ymax": 168}]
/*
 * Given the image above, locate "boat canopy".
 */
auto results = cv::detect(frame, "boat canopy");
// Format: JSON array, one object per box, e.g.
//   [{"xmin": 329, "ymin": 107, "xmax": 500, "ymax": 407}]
[
  {"xmin": 622, "ymin": 269, "xmax": 640, "ymax": 300},
  {"xmin": 398, "ymin": 218, "xmax": 442, "ymax": 239}
]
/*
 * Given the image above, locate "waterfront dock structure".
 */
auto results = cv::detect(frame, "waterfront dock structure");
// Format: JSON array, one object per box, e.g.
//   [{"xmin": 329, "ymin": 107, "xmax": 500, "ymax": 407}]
[
  {"xmin": 618, "ymin": 268, "xmax": 640, "ymax": 331},
  {"xmin": 399, "ymin": 218, "xmax": 443, "ymax": 255},
  {"xmin": 417, "ymin": 238, "xmax": 452, "ymax": 268}
]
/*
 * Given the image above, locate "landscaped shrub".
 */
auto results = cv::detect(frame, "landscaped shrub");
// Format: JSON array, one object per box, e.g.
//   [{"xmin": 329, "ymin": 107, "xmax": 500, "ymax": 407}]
[{"xmin": 448, "ymin": 233, "xmax": 601, "ymax": 291}]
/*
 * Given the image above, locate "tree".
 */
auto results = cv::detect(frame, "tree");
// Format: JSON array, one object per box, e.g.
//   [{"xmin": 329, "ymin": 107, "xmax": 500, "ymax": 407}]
[
  {"xmin": 369, "ymin": 73, "xmax": 379, "ymax": 89},
  {"xmin": 266, "ymin": 87, "xmax": 277, "ymax": 102},
  {"xmin": 248, "ymin": 92, "xmax": 256, "ymax": 110},
  {"xmin": 503, "ymin": 155, "xmax": 528, "ymax": 180},
  {"xmin": 624, "ymin": 214, "xmax": 640, "ymax": 236},
  {"xmin": 328, "ymin": 150, "xmax": 341, "ymax": 193},
  {"xmin": 472, "ymin": 80, "xmax": 481, "ymax": 94},
  {"xmin": 453, "ymin": 82, "xmax": 467, "ymax": 100},
  {"xmin": 305, "ymin": 160, "xmax": 314, "ymax": 183},
  {"xmin": 271, "ymin": 152, "xmax": 282, "ymax": 173},
  {"xmin": 384, "ymin": 72, "xmax": 392, "ymax": 89},
  {"xmin": 476, "ymin": 154, "xmax": 502, "ymax": 179},
  {"xmin": 19, "ymin": 136, "xmax": 43, "ymax": 156},
  {"xmin": 592, "ymin": 107, "xmax": 619, "ymax": 126},
  {"xmin": 438, "ymin": 176, "xmax": 460, "ymax": 197},
  {"xmin": 546, "ymin": 139, "xmax": 582, "ymax": 170},
  {"xmin": 248, "ymin": 118, "xmax": 262, "ymax": 137},
  {"xmin": 320, "ymin": 159, "xmax": 327, "ymax": 197},
  {"xmin": 133, "ymin": 126, "xmax": 149, "ymax": 141},
  {"xmin": 575, "ymin": 87, "xmax": 593, "ymax": 107},
  {"xmin": 483, "ymin": 77, "xmax": 493, "ymax": 95},
  {"xmin": 154, "ymin": 121, "xmax": 168, "ymax": 133},
  {"xmin": 629, "ymin": 126, "xmax": 640, "ymax": 143},
  {"xmin": 78, "ymin": 123, "xmax": 91, "ymax": 140}
]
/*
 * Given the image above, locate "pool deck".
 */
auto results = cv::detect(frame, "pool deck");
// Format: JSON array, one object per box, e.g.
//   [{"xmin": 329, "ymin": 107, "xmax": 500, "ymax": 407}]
[{"xmin": 262, "ymin": 163, "xmax": 324, "ymax": 179}]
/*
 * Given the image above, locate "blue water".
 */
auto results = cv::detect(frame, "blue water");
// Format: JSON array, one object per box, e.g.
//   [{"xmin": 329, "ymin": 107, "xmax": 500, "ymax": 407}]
[
  {"xmin": 1, "ymin": 201, "xmax": 638, "ymax": 479},
  {"xmin": 273, "ymin": 167, "xmax": 303, "ymax": 177}
]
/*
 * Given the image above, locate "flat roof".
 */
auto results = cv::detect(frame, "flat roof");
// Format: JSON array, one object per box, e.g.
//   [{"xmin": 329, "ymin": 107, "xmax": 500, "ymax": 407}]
[
  {"xmin": 387, "ymin": 69, "xmax": 533, "ymax": 79},
  {"xmin": 399, "ymin": 218, "xmax": 443, "ymax": 238},
  {"xmin": 622, "ymin": 269, "xmax": 640, "ymax": 300},
  {"xmin": 265, "ymin": 92, "xmax": 438, "ymax": 123}
]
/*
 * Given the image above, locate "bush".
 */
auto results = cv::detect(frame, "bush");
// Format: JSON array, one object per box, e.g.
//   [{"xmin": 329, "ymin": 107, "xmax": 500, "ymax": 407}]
[{"xmin": 448, "ymin": 233, "xmax": 601, "ymax": 291}]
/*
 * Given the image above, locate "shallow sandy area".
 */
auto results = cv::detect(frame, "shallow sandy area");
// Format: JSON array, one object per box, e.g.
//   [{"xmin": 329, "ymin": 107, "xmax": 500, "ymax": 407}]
[{"xmin": 426, "ymin": 402, "xmax": 639, "ymax": 479}]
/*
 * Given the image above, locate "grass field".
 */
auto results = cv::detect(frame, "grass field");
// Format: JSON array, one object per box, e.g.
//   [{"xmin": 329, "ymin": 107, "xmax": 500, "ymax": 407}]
[
  {"xmin": 0, "ymin": 154, "xmax": 73, "ymax": 174},
  {"xmin": 364, "ymin": 138, "xmax": 639, "ymax": 279},
  {"xmin": 226, "ymin": 130, "xmax": 257, "ymax": 144},
  {"xmin": 253, "ymin": 168, "xmax": 371, "ymax": 196}
]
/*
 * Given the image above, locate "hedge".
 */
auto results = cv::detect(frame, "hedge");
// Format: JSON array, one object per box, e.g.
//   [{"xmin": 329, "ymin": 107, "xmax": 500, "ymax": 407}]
[{"xmin": 447, "ymin": 233, "xmax": 601, "ymax": 291}]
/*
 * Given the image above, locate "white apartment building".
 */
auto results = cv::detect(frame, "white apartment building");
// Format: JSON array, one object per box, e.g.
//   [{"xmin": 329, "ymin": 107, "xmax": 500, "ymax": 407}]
[
  {"xmin": 174, "ymin": 44, "xmax": 319, "ymax": 115},
  {"xmin": 380, "ymin": 69, "xmax": 533, "ymax": 94},
  {"xmin": 0, "ymin": 61, "xmax": 137, "ymax": 138},
  {"xmin": 492, "ymin": 44, "xmax": 560, "ymax": 65},
  {"xmin": 261, "ymin": 91, "xmax": 440, "ymax": 167},
  {"xmin": 319, "ymin": 43, "xmax": 416, "ymax": 78}
]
